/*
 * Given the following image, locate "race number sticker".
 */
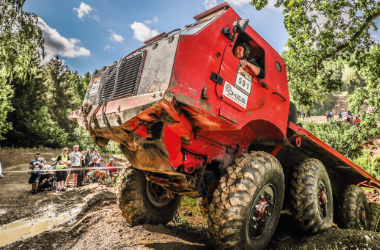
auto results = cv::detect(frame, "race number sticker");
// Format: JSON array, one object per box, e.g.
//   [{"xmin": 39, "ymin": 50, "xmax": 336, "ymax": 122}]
[
  {"xmin": 90, "ymin": 77, "xmax": 101, "ymax": 96},
  {"xmin": 223, "ymin": 82, "xmax": 248, "ymax": 109},
  {"xmin": 235, "ymin": 67, "xmax": 253, "ymax": 96}
]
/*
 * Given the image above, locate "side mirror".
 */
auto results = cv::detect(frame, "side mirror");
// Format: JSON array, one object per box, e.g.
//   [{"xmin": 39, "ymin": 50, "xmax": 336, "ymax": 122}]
[{"xmin": 233, "ymin": 18, "xmax": 249, "ymax": 34}]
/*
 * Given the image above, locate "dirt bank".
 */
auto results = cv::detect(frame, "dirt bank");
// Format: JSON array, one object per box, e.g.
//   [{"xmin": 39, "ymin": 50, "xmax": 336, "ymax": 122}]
[{"xmin": 1, "ymin": 149, "xmax": 380, "ymax": 249}]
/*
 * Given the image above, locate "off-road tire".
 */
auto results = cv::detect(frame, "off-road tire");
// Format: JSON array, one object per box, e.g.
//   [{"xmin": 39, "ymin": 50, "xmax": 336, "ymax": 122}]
[
  {"xmin": 336, "ymin": 185, "xmax": 369, "ymax": 230},
  {"xmin": 289, "ymin": 158, "xmax": 333, "ymax": 234},
  {"xmin": 116, "ymin": 167, "xmax": 182, "ymax": 226},
  {"xmin": 368, "ymin": 202, "xmax": 380, "ymax": 232},
  {"xmin": 207, "ymin": 151, "xmax": 285, "ymax": 249}
]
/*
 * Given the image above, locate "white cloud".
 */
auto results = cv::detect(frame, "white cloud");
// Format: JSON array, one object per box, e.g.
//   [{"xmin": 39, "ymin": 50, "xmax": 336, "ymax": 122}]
[
  {"xmin": 130, "ymin": 22, "xmax": 160, "ymax": 42},
  {"xmin": 145, "ymin": 16, "xmax": 160, "ymax": 24},
  {"xmin": 73, "ymin": 2, "xmax": 98, "ymax": 21},
  {"xmin": 204, "ymin": 0, "xmax": 217, "ymax": 9},
  {"xmin": 38, "ymin": 17, "xmax": 91, "ymax": 61},
  {"xmin": 104, "ymin": 45, "xmax": 113, "ymax": 50},
  {"xmin": 108, "ymin": 30, "xmax": 124, "ymax": 43}
]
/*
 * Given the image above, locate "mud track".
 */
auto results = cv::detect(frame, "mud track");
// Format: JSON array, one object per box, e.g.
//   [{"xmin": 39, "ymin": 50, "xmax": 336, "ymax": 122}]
[{"xmin": 1, "ymin": 149, "xmax": 380, "ymax": 249}]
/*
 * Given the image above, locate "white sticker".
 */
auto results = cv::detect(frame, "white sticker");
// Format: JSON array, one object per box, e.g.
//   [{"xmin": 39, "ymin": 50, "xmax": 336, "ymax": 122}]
[
  {"xmin": 222, "ymin": 82, "xmax": 248, "ymax": 109},
  {"xmin": 235, "ymin": 67, "xmax": 253, "ymax": 96},
  {"xmin": 90, "ymin": 77, "xmax": 101, "ymax": 96}
]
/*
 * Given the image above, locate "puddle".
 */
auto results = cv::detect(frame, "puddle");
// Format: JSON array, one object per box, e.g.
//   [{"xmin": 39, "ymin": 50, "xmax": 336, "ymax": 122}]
[{"xmin": 0, "ymin": 205, "xmax": 81, "ymax": 247}]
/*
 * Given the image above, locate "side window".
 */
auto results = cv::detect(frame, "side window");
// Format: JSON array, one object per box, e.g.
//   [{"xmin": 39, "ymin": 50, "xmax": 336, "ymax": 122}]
[{"xmin": 233, "ymin": 33, "xmax": 265, "ymax": 72}]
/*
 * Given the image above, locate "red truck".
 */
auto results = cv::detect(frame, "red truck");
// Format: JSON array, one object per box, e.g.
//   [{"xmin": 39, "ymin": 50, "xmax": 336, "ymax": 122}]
[{"xmin": 69, "ymin": 3, "xmax": 380, "ymax": 249}]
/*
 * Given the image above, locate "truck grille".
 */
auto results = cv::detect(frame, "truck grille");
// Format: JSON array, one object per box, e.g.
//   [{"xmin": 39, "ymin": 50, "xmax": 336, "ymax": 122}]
[{"xmin": 101, "ymin": 51, "xmax": 146, "ymax": 101}]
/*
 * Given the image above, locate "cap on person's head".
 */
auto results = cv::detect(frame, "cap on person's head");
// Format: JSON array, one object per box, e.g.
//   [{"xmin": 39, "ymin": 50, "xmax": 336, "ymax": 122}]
[
  {"xmin": 35, "ymin": 153, "xmax": 41, "ymax": 158},
  {"xmin": 63, "ymin": 147, "xmax": 68, "ymax": 151},
  {"xmin": 109, "ymin": 157, "xmax": 114, "ymax": 161}
]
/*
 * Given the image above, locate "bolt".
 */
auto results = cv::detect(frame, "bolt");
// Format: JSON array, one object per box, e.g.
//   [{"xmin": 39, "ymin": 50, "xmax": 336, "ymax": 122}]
[
  {"xmin": 251, "ymin": 216, "xmax": 256, "ymax": 221},
  {"xmin": 221, "ymin": 96, "xmax": 224, "ymax": 99},
  {"xmin": 255, "ymin": 205, "xmax": 259, "ymax": 209},
  {"xmin": 252, "ymin": 225, "xmax": 257, "ymax": 230}
]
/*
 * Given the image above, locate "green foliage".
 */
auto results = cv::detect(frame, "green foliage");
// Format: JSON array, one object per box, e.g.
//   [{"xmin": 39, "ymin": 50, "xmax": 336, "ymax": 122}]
[
  {"xmin": 252, "ymin": 0, "xmax": 380, "ymax": 106},
  {"xmin": 354, "ymin": 149, "xmax": 380, "ymax": 179},
  {"xmin": 72, "ymin": 126, "xmax": 120, "ymax": 155},
  {"xmin": 0, "ymin": 0, "xmax": 44, "ymax": 138},
  {"xmin": 0, "ymin": 65, "xmax": 67, "ymax": 148},
  {"xmin": 348, "ymin": 44, "xmax": 380, "ymax": 115},
  {"xmin": 303, "ymin": 113, "xmax": 379, "ymax": 157}
]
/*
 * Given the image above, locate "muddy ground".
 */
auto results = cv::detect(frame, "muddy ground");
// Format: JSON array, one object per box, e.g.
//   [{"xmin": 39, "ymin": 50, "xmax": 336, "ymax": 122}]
[{"xmin": 1, "ymin": 149, "xmax": 380, "ymax": 250}]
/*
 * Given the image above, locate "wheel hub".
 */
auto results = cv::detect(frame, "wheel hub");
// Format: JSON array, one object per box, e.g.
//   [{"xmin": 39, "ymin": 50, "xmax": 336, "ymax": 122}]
[
  {"xmin": 248, "ymin": 184, "xmax": 275, "ymax": 239},
  {"xmin": 146, "ymin": 181, "xmax": 172, "ymax": 207}
]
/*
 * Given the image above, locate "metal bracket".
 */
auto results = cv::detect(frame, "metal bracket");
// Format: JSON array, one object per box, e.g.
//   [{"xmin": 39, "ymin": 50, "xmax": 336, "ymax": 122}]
[
  {"xmin": 210, "ymin": 72, "xmax": 224, "ymax": 85},
  {"xmin": 201, "ymin": 88, "xmax": 210, "ymax": 99},
  {"xmin": 221, "ymin": 28, "xmax": 235, "ymax": 42}
]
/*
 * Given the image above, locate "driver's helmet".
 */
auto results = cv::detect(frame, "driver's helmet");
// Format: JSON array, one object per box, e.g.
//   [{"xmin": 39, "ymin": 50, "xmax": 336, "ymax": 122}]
[{"xmin": 234, "ymin": 42, "xmax": 252, "ymax": 59}]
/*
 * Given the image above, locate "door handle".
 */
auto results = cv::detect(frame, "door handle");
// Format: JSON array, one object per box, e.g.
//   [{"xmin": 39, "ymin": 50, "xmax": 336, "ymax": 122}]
[{"xmin": 272, "ymin": 92, "xmax": 286, "ymax": 102}]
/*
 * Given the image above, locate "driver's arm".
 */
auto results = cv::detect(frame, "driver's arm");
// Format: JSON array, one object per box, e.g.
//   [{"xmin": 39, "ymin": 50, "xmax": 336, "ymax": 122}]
[{"xmin": 240, "ymin": 60, "xmax": 265, "ymax": 79}]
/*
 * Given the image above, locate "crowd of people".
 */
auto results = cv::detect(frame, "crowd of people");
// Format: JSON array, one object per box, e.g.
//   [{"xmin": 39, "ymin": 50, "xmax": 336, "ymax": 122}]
[{"xmin": 28, "ymin": 145, "xmax": 118, "ymax": 194}]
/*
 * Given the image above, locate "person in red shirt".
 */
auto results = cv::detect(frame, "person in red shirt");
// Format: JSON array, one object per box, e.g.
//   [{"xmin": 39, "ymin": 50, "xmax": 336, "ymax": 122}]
[
  {"xmin": 355, "ymin": 116, "xmax": 361, "ymax": 126},
  {"xmin": 106, "ymin": 157, "xmax": 118, "ymax": 183}
]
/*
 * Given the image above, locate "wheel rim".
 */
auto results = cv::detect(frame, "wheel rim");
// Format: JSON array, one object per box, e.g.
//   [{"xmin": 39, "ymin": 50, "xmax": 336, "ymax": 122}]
[
  {"xmin": 317, "ymin": 179, "xmax": 328, "ymax": 218},
  {"xmin": 358, "ymin": 201, "xmax": 366, "ymax": 230},
  {"xmin": 248, "ymin": 184, "xmax": 276, "ymax": 239},
  {"xmin": 146, "ymin": 181, "xmax": 172, "ymax": 207}
]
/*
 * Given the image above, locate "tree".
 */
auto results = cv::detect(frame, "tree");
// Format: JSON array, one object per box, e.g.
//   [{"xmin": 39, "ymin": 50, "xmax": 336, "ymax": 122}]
[
  {"xmin": 44, "ymin": 56, "xmax": 79, "ymax": 135},
  {"xmin": 252, "ymin": 0, "xmax": 380, "ymax": 105},
  {"xmin": 0, "ymin": 0, "xmax": 44, "ymax": 139},
  {"xmin": 0, "ymin": 63, "xmax": 67, "ymax": 148},
  {"xmin": 348, "ymin": 44, "xmax": 380, "ymax": 114}
]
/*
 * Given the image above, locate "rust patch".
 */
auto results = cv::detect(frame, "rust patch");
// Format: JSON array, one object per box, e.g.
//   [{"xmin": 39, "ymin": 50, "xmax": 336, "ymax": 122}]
[{"xmin": 247, "ymin": 111, "xmax": 252, "ymax": 114}]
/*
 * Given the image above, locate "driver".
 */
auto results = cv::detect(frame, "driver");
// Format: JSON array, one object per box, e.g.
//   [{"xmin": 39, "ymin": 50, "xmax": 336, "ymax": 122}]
[{"xmin": 234, "ymin": 43, "xmax": 265, "ymax": 79}]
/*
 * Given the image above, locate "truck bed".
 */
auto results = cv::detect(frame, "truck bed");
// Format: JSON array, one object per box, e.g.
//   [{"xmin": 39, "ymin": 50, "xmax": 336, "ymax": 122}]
[{"xmin": 285, "ymin": 122, "xmax": 380, "ymax": 188}]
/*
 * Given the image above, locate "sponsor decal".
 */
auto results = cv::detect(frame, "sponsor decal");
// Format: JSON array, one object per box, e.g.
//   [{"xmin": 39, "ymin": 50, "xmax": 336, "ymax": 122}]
[
  {"xmin": 90, "ymin": 77, "xmax": 102, "ymax": 96},
  {"xmin": 222, "ymin": 82, "xmax": 248, "ymax": 109},
  {"xmin": 235, "ymin": 67, "xmax": 253, "ymax": 96}
]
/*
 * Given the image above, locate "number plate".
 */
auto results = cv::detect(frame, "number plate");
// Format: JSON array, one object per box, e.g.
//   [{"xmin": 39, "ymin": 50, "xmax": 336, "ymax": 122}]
[
  {"xmin": 234, "ymin": 67, "xmax": 253, "ymax": 96},
  {"xmin": 90, "ymin": 77, "xmax": 101, "ymax": 96}
]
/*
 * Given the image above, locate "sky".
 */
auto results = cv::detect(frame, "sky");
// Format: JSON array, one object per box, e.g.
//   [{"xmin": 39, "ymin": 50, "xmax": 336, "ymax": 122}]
[
  {"xmin": 22, "ymin": 0, "xmax": 379, "ymax": 76},
  {"xmin": 22, "ymin": 0, "xmax": 290, "ymax": 75}
]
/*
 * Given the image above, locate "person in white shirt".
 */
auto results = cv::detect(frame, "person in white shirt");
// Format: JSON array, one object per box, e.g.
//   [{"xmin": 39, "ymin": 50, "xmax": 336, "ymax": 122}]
[{"xmin": 65, "ymin": 145, "xmax": 82, "ymax": 188}]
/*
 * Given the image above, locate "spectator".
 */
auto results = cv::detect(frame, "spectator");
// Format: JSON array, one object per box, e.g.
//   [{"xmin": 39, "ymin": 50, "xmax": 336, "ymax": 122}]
[
  {"xmin": 92, "ymin": 148, "xmax": 101, "ymax": 159},
  {"xmin": 355, "ymin": 116, "xmax": 361, "ymax": 127},
  {"xmin": 55, "ymin": 147, "xmax": 70, "ymax": 193},
  {"xmin": 106, "ymin": 158, "xmax": 118, "ymax": 183},
  {"xmin": 77, "ymin": 150, "xmax": 87, "ymax": 187},
  {"xmin": 66, "ymin": 145, "xmax": 82, "ymax": 188},
  {"xmin": 28, "ymin": 153, "xmax": 44, "ymax": 194},
  {"xmin": 83, "ymin": 148, "xmax": 92, "ymax": 184},
  {"xmin": 326, "ymin": 111, "xmax": 329, "ymax": 121},
  {"xmin": 87, "ymin": 157, "xmax": 107, "ymax": 182}
]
